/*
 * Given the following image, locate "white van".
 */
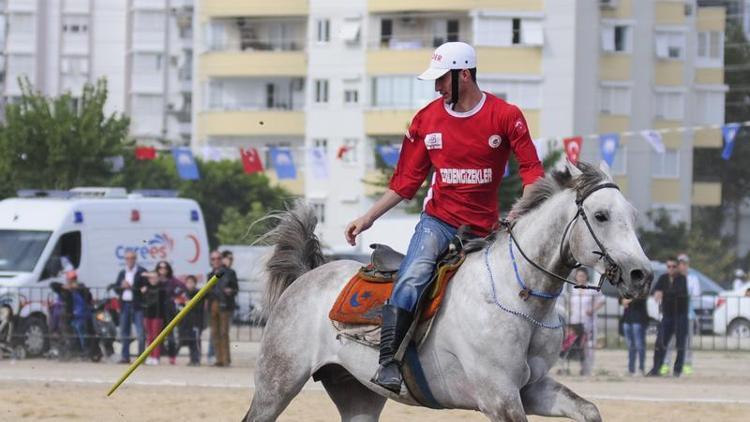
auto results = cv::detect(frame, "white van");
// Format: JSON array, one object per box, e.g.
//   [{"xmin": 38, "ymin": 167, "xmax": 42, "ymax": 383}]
[{"xmin": 0, "ymin": 187, "xmax": 209, "ymax": 356}]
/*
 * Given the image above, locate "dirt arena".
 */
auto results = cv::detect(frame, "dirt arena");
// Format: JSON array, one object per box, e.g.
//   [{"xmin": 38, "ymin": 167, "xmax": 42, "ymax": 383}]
[{"xmin": 1, "ymin": 347, "xmax": 748, "ymax": 421}]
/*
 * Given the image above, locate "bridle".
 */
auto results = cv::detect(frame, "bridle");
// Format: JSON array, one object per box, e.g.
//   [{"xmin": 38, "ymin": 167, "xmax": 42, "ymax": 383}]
[{"xmin": 502, "ymin": 182, "xmax": 623, "ymax": 300}]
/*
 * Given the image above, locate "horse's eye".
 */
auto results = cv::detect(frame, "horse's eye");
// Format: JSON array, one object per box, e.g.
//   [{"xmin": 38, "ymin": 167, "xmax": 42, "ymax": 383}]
[{"xmin": 594, "ymin": 211, "xmax": 609, "ymax": 222}]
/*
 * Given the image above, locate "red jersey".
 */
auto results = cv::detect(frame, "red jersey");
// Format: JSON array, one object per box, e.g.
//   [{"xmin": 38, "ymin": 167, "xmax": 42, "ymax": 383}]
[{"xmin": 389, "ymin": 93, "xmax": 544, "ymax": 236}]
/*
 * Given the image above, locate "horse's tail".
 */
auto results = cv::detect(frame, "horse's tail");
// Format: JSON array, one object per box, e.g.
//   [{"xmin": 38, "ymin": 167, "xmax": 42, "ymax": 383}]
[{"xmin": 261, "ymin": 200, "xmax": 326, "ymax": 317}]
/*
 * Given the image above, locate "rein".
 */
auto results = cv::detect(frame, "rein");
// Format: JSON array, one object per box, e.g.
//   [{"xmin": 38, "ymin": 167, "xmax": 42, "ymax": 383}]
[{"xmin": 502, "ymin": 182, "xmax": 622, "ymax": 300}]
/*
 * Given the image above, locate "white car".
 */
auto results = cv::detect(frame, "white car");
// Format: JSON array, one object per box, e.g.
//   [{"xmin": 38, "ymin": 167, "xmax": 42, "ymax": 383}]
[{"xmin": 713, "ymin": 282, "xmax": 750, "ymax": 337}]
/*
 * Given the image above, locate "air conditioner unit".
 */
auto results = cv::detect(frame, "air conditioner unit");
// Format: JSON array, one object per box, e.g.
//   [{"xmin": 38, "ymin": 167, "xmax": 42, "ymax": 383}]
[{"xmin": 599, "ymin": 0, "xmax": 618, "ymax": 9}]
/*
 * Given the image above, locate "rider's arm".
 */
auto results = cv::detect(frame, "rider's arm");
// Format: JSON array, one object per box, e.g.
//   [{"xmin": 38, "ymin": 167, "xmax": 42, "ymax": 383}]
[{"xmin": 503, "ymin": 104, "xmax": 544, "ymax": 186}]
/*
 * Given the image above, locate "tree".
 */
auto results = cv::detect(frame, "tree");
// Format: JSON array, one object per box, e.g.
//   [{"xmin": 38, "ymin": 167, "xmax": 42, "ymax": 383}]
[{"xmin": 0, "ymin": 78, "xmax": 130, "ymax": 198}]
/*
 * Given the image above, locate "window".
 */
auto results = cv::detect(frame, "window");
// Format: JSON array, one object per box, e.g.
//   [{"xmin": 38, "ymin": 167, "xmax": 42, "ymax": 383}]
[
  {"xmin": 340, "ymin": 19, "xmax": 361, "ymax": 44},
  {"xmin": 380, "ymin": 19, "xmax": 392, "ymax": 47},
  {"xmin": 655, "ymin": 31, "xmax": 686, "ymax": 59},
  {"xmin": 599, "ymin": 85, "xmax": 631, "ymax": 115},
  {"xmin": 433, "ymin": 19, "xmax": 460, "ymax": 46},
  {"xmin": 134, "ymin": 11, "xmax": 164, "ymax": 32},
  {"xmin": 696, "ymin": 90, "xmax": 724, "ymax": 125},
  {"xmin": 61, "ymin": 57, "xmax": 89, "ymax": 74},
  {"xmin": 447, "ymin": 19, "xmax": 460, "ymax": 42},
  {"xmin": 344, "ymin": 89, "xmax": 358, "ymax": 104},
  {"xmin": 697, "ymin": 31, "xmax": 722, "ymax": 66},
  {"xmin": 9, "ymin": 54, "xmax": 34, "ymax": 77},
  {"xmin": 481, "ymin": 79, "xmax": 542, "ymax": 109},
  {"xmin": 10, "ymin": 13, "xmax": 35, "ymax": 34},
  {"xmin": 341, "ymin": 139, "xmax": 358, "ymax": 163},
  {"xmin": 265, "ymin": 83, "xmax": 275, "ymax": 108},
  {"xmin": 475, "ymin": 16, "xmax": 541, "ymax": 47},
  {"xmin": 512, "ymin": 18, "xmax": 521, "ymax": 45},
  {"xmin": 310, "ymin": 200, "xmax": 326, "ymax": 224},
  {"xmin": 314, "ymin": 79, "xmax": 329, "ymax": 103},
  {"xmin": 371, "ymin": 76, "xmax": 436, "ymax": 108},
  {"xmin": 62, "ymin": 16, "xmax": 88, "ymax": 33},
  {"xmin": 654, "ymin": 91, "xmax": 684, "ymax": 120},
  {"xmin": 651, "ymin": 148, "xmax": 680, "ymax": 178},
  {"xmin": 316, "ymin": 19, "xmax": 330, "ymax": 43},
  {"xmin": 602, "ymin": 24, "xmax": 630, "ymax": 52},
  {"xmin": 133, "ymin": 53, "xmax": 163, "ymax": 72},
  {"xmin": 41, "ymin": 231, "xmax": 81, "ymax": 280},
  {"xmin": 314, "ymin": 138, "xmax": 328, "ymax": 152},
  {"xmin": 650, "ymin": 205, "xmax": 684, "ymax": 224},
  {"xmin": 0, "ymin": 230, "xmax": 51, "ymax": 273}
]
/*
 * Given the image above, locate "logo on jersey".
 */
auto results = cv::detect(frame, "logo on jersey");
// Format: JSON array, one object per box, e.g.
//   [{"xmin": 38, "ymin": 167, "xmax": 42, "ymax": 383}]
[
  {"xmin": 513, "ymin": 118, "xmax": 527, "ymax": 138},
  {"xmin": 425, "ymin": 133, "xmax": 443, "ymax": 150},
  {"xmin": 488, "ymin": 135, "xmax": 502, "ymax": 148},
  {"xmin": 440, "ymin": 168, "xmax": 493, "ymax": 184}
]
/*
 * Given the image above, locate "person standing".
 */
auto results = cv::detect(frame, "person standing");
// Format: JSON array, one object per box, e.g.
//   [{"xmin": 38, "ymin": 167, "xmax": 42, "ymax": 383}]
[
  {"xmin": 620, "ymin": 296, "xmax": 648, "ymax": 376},
  {"xmin": 207, "ymin": 250, "xmax": 238, "ymax": 367},
  {"xmin": 344, "ymin": 41, "xmax": 544, "ymax": 392},
  {"xmin": 141, "ymin": 272, "xmax": 167, "ymax": 365},
  {"xmin": 155, "ymin": 261, "xmax": 186, "ymax": 365},
  {"xmin": 110, "ymin": 251, "xmax": 147, "ymax": 364},
  {"xmin": 567, "ymin": 269, "xmax": 605, "ymax": 376},
  {"xmin": 177, "ymin": 275, "xmax": 204, "ymax": 366},
  {"xmin": 661, "ymin": 254, "xmax": 701, "ymax": 375},
  {"xmin": 732, "ymin": 269, "xmax": 747, "ymax": 291},
  {"xmin": 648, "ymin": 257, "xmax": 689, "ymax": 377}
]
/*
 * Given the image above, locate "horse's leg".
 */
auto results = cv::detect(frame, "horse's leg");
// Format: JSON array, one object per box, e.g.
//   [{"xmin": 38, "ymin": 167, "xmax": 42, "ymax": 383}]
[
  {"xmin": 317, "ymin": 364, "xmax": 387, "ymax": 422},
  {"xmin": 243, "ymin": 341, "xmax": 312, "ymax": 422},
  {"xmin": 520, "ymin": 375, "xmax": 601, "ymax": 422}
]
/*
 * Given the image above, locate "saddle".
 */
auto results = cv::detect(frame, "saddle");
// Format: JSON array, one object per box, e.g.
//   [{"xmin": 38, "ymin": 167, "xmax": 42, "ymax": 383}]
[{"xmin": 329, "ymin": 236, "xmax": 466, "ymax": 328}]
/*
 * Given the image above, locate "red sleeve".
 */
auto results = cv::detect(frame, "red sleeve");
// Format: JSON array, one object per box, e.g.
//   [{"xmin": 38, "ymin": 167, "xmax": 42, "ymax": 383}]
[
  {"xmin": 503, "ymin": 104, "xmax": 544, "ymax": 186},
  {"xmin": 388, "ymin": 113, "xmax": 431, "ymax": 200}
]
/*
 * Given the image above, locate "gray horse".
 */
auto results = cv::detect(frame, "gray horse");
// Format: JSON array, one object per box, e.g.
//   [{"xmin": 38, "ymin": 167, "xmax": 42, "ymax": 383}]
[{"xmin": 244, "ymin": 161, "xmax": 652, "ymax": 422}]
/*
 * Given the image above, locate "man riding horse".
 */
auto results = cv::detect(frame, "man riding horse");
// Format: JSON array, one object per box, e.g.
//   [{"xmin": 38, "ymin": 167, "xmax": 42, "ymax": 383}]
[{"xmin": 345, "ymin": 42, "xmax": 545, "ymax": 393}]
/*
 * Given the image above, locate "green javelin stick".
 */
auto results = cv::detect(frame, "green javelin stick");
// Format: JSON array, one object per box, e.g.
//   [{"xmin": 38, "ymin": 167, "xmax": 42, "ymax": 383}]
[{"xmin": 107, "ymin": 269, "xmax": 225, "ymax": 397}]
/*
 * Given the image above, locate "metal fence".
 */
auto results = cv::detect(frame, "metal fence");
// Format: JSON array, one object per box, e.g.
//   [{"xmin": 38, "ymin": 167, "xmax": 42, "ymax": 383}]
[{"xmin": 1, "ymin": 285, "xmax": 748, "ymax": 361}]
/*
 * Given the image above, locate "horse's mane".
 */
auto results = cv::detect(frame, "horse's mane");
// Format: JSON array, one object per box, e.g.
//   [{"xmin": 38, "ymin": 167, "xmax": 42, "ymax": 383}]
[{"xmin": 463, "ymin": 161, "xmax": 609, "ymax": 253}]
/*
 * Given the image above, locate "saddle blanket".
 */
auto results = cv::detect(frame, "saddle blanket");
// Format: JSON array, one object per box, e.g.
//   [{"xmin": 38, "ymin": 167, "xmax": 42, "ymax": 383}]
[{"xmin": 329, "ymin": 257, "xmax": 464, "ymax": 327}]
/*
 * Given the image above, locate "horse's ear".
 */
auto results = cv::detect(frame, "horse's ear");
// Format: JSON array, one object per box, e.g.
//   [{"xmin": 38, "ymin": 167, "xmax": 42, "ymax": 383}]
[
  {"xmin": 565, "ymin": 159, "xmax": 583, "ymax": 178},
  {"xmin": 599, "ymin": 160, "xmax": 614, "ymax": 181}
]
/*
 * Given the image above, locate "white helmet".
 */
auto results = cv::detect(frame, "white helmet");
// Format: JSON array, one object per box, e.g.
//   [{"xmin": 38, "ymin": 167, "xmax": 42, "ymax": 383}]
[{"xmin": 418, "ymin": 42, "xmax": 477, "ymax": 81}]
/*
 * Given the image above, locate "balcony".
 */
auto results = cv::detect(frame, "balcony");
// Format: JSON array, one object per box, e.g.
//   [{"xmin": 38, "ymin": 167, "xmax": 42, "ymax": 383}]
[
  {"xmin": 368, "ymin": 0, "xmax": 542, "ymax": 13},
  {"xmin": 692, "ymin": 182, "xmax": 721, "ymax": 206},
  {"xmin": 200, "ymin": 52, "xmax": 306, "ymax": 77},
  {"xmin": 198, "ymin": 111, "xmax": 305, "ymax": 138},
  {"xmin": 651, "ymin": 180, "xmax": 681, "ymax": 203},
  {"xmin": 654, "ymin": 1, "xmax": 686, "ymax": 25},
  {"xmin": 201, "ymin": 0, "xmax": 308, "ymax": 18},
  {"xmin": 695, "ymin": 68, "xmax": 723, "ymax": 85},
  {"xmin": 599, "ymin": 55, "xmax": 631, "ymax": 81},
  {"xmin": 367, "ymin": 46, "xmax": 541, "ymax": 75},
  {"xmin": 654, "ymin": 61, "xmax": 684, "ymax": 86},
  {"xmin": 205, "ymin": 77, "xmax": 305, "ymax": 111}
]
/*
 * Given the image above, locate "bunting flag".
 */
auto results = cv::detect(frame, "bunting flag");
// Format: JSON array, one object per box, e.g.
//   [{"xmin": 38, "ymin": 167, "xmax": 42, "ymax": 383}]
[
  {"xmin": 171, "ymin": 148, "xmax": 200, "ymax": 180},
  {"xmin": 376, "ymin": 144, "xmax": 400, "ymax": 167},
  {"xmin": 640, "ymin": 130, "xmax": 665, "ymax": 154},
  {"xmin": 240, "ymin": 147, "xmax": 264, "ymax": 174},
  {"xmin": 135, "ymin": 146, "xmax": 156, "ymax": 160},
  {"xmin": 563, "ymin": 136, "xmax": 583, "ymax": 164},
  {"xmin": 337, "ymin": 145, "xmax": 351, "ymax": 160},
  {"xmin": 722, "ymin": 123, "xmax": 742, "ymax": 160},
  {"xmin": 599, "ymin": 133, "xmax": 620, "ymax": 168},
  {"xmin": 308, "ymin": 146, "xmax": 329, "ymax": 180},
  {"xmin": 201, "ymin": 146, "xmax": 222, "ymax": 162},
  {"xmin": 270, "ymin": 147, "xmax": 297, "ymax": 180}
]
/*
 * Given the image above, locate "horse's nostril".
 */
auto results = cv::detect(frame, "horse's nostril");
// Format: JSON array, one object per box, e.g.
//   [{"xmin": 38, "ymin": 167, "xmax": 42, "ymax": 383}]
[{"xmin": 630, "ymin": 269, "xmax": 645, "ymax": 283}]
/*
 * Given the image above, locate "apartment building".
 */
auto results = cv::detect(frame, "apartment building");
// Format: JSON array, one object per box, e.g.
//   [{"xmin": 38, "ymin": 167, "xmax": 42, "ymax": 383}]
[
  {"xmin": 1, "ymin": 0, "xmax": 194, "ymax": 145},
  {"xmin": 193, "ymin": 0, "xmax": 726, "ymax": 253}
]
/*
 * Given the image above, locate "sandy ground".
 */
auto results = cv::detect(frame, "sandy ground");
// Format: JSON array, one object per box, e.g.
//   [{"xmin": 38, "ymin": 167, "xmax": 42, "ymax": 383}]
[{"xmin": 1, "ymin": 348, "xmax": 749, "ymax": 421}]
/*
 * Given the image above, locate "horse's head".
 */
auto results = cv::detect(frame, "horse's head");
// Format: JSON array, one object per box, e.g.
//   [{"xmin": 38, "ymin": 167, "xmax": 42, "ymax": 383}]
[{"xmin": 564, "ymin": 160, "xmax": 653, "ymax": 299}]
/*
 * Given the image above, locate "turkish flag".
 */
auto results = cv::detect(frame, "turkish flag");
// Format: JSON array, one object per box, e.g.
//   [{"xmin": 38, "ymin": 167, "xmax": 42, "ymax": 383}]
[
  {"xmin": 563, "ymin": 137, "xmax": 583, "ymax": 164},
  {"xmin": 135, "ymin": 146, "xmax": 156, "ymax": 160},
  {"xmin": 240, "ymin": 147, "xmax": 264, "ymax": 174}
]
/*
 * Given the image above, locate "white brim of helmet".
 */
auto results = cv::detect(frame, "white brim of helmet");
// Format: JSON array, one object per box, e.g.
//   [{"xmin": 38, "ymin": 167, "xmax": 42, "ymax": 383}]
[{"xmin": 417, "ymin": 67, "xmax": 451, "ymax": 81}]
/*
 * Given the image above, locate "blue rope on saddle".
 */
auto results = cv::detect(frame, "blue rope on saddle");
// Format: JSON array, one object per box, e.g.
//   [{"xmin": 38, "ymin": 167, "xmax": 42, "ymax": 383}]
[{"xmin": 508, "ymin": 235, "xmax": 563, "ymax": 299}]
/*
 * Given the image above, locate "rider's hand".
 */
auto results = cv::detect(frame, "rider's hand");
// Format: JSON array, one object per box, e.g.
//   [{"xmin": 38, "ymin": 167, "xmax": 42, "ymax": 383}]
[{"xmin": 345, "ymin": 215, "xmax": 373, "ymax": 246}]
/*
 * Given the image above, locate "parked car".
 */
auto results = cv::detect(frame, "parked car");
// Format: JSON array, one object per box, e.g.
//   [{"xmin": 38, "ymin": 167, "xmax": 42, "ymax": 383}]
[
  {"xmin": 597, "ymin": 261, "xmax": 723, "ymax": 336},
  {"xmin": 713, "ymin": 282, "xmax": 750, "ymax": 338}
]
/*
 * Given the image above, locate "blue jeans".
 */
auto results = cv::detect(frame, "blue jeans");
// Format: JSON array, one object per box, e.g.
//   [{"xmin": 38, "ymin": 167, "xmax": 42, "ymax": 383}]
[
  {"xmin": 119, "ymin": 302, "xmax": 146, "ymax": 360},
  {"xmin": 623, "ymin": 322, "xmax": 646, "ymax": 373},
  {"xmin": 390, "ymin": 214, "xmax": 457, "ymax": 312},
  {"xmin": 71, "ymin": 317, "xmax": 88, "ymax": 354},
  {"xmin": 652, "ymin": 315, "xmax": 688, "ymax": 375}
]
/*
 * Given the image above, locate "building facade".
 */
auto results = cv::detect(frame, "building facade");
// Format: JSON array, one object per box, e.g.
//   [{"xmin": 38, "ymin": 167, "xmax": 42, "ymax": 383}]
[
  {"xmin": 1, "ymin": 0, "xmax": 194, "ymax": 145},
  {"xmin": 193, "ymin": 0, "xmax": 726, "ymax": 253}
]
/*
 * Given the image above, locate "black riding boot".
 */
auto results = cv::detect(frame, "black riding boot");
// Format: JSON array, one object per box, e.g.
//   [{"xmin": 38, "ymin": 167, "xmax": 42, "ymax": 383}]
[{"xmin": 371, "ymin": 303, "xmax": 413, "ymax": 393}]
